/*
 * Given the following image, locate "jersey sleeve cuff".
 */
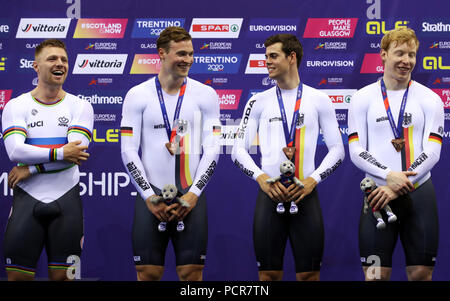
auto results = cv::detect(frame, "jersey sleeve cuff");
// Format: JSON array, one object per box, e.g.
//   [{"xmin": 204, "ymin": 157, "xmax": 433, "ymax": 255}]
[
  {"xmin": 188, "ymin": 186, "xmax": 202, "ymax": 198},
  {"xmin": 253, "ymin": 169, "xmax": 265, "ymax": 181},
  {"xmin": 309, "ymin": 173, "xmax": 322, "ymax": 185},
  {"xmin": 28, "ymin": 165, "xmax": 38, "ymax": 175},
  {"xmin": 57, "ymin": 147, "xmax": 64, "ymax": 161}
]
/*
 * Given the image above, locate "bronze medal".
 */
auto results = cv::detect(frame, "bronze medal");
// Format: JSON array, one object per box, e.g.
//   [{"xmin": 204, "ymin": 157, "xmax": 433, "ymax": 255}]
[
  {"xmin": 165, "ymin": 142, "xmax": 178, "ymax": 155},
  {"xmin": 283, "ymin": 146, "xmax": 296, "ymax": 160},
  {"xmin": 391, "ymin": 138, "xmax": 405, "ymax": 152}
]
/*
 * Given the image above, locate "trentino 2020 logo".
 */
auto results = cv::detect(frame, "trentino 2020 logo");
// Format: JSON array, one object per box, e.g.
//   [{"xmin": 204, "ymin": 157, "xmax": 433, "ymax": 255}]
[
  {"xmin": 132, "ymin": 18, "xmax": 185, "ymax": 38},
  {"xmin": 189, "ymin": 54, "xmax": 242, "ymax": 74}
]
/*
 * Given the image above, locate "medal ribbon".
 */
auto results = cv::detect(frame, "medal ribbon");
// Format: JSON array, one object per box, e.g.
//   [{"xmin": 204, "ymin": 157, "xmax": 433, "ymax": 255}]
[
  {"xmin": 380, "ymin": 79, "xmax": 412, "ymax": 139},
  {"xmin": 276, "ymin": 83, "xmax": 303, "ymax": 147},
  {"xmin": 155, "ymin": 76, "xmax": 187, "ymax": 142}
]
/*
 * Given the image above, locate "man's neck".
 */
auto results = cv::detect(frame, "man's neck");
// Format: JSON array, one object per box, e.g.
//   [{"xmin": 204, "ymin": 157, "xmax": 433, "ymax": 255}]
[
  {"xmin": 276, "ymin": 72, "xmax": 300, "ymax": 90},
  {"xmin": 31, "ymin": 84, "xmax": 65, "ymax": 103},
  {"xmin": 158, "ymin": 71, "xmax": 186, "ymax": 95},
  {"xmin": 382, "ymin": 74, "xmax": 411, "ymax": 91}
]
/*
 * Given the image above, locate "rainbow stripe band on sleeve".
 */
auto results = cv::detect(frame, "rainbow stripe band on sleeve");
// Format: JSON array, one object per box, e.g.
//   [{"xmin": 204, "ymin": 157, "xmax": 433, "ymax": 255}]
[
  {"xmin": 5, "ymin": 264, "xmax": 36, "ymax": 276},
  {"xmin": 68, "ymin": 125, "xmax": 92, "ymax": 142},
  {"xmin": 348, "ymin": 132, "xmax": 359, "ymax": 143},
  {"xmin": 428, "ymin": 133, "xmax": 443, "ymax": 145},
  {"xmin": 48, "ymin": 262, "xmax": 71, "ymax": 270},
  {"xmin": 49, "ymin": 148, "xmax": 57, "ymax": 162},
  {"xmin": 120, "ymin": 127, "xmax": 133, "ymax": 137},
  {"xmin": 35, "ymin": 164, "xmax": 45, "ymax": 173},
  {"xmin": 2, "ymin": 126, "xmax": 27, "ymax": 139}
]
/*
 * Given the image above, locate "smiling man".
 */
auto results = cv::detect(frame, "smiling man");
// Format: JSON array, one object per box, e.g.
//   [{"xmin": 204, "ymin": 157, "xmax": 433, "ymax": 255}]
[
  {"xmin": 120, "ymin": 26, "xmax": 221, "ymax": 281},
  {"xmin": 1, "ymin": 39, "xmax": 93, "ymax": 281},
  {"xmin": 231, "ymin": 34, "xmax": 344, "ymax": 281},
  {"xmin": 348, "ymin": 27, "xmax": 444, "ymax": 281}
]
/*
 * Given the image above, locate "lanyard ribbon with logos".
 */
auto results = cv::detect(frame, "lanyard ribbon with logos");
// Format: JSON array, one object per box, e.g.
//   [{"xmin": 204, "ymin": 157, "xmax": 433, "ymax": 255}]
[
  {"xmin": 276, "ymin": 83, "xmax": 303, "ymax": 160},
  {"xmin": 155, "ymin": 76, "xmax": 187, "ymax": 155},
  {"xmin": 380, "ymin": 79, "xmax": 412, "ymax": 152}
]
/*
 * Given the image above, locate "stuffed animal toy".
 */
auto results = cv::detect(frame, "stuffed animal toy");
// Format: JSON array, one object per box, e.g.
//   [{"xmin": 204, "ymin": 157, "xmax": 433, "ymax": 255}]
[
  {"xmin": 150, "ymin": 184, "xmax": 190, "ymax": 232},
  {"xmin": 266, "ymin": 160, "xmax": 304, "ymax": 214},
  {"xmin": 360, "ymin": 177, "xmax": 397, "ymax": 230}
]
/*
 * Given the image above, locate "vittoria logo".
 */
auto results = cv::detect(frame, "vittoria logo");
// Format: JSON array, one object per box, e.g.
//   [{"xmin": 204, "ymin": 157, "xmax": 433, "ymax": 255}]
[
  {"xmin": 73, "ymin": 54, "xmax": 127, "ymax": 74},
  {"xmin": 16, "ymin": 18, "xmax": 71, "ymax": 38}
]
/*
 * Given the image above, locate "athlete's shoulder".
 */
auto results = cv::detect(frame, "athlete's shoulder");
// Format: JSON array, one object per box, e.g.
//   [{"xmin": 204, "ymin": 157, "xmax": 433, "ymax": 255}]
[
  {"xmin": 65, "ymin": 92, "xmax": 94, "ymax": 113},
  {"xmin": 352, "ymin": 81, "xmax": 379, "ymax": 102},
  {"xmin": 411, "ymin": 80, "xmax": 441, "ymax": 102},
  {"xmin": 3, "ymin": 92, "xmax": 31, "ymax": 112},
  {"xmin": 252, "ymin": 85, "xmax": 277, "ymax": 101},
  {"xmin": 126, "ymin": 77, "xmax": 156, "ymax": 96},
  {"xmin": 187, "ymin": 77, "xmax": 217, "ymax": 96},
  {"xmin": 302, "ymin": 83, "xmax": 330, "ymax": 100}
]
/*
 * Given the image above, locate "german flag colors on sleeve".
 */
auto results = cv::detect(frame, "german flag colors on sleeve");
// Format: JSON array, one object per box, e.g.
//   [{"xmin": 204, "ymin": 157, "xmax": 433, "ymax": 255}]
[
  {"xmin": 213, "ymin": 125, "xmax": 221, "ymax": 136},
  {"xmin": 120, "ymin": 127, "xmax": 133, "ymax": 137},
  {"xmin": 348, "ymin": 132, "xmax": 359, "ymax": 143},
  {"xmin": 428, "ymin": 132, "xmax": 443, "ymax": 145}
]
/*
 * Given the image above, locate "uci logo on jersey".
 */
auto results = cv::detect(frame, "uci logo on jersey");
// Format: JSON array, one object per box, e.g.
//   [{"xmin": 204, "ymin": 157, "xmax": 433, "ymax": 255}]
[{"xmin": 28, "ymin": 120, "xmax": 43, "ymax": 128}]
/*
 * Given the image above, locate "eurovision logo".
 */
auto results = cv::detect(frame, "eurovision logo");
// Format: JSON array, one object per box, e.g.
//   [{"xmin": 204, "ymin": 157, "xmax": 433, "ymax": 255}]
[{"xmin": 246, "ymin": 18, "xmax": 300, "ymax": 38}]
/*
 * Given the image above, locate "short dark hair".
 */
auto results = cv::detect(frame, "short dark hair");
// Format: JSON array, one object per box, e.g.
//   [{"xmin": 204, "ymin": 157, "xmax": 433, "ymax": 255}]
[
  {"xmin": 264, "ymin": 34, "xmax": 303, "ymax": 68},
  {"xmin": 35, "ymin": 39, "xmax": 68, "ymax": 59},
  {"xmin": 157, "ymin": 26, "xmax": 192, "ymax": 53}
]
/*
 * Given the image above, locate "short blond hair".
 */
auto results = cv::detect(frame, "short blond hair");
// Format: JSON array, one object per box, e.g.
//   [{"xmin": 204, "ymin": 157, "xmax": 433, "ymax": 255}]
[{"xmin": 380, "ymin": 27, "xmax": 419, "ymax": 51}]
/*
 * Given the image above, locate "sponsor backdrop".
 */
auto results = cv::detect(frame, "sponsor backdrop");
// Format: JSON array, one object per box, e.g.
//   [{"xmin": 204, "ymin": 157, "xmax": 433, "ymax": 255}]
[{"xmin": 0, "ymin": 0, "xmax": 449, "ymax": 281}]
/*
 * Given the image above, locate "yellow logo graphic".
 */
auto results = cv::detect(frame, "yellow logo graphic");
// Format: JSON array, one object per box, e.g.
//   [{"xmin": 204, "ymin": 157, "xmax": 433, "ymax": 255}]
[
  {"xmin": 0, "ymin": 57, "xmax": 6, "ymax": 71},
  {"xmin": 366, "ymin": 21, "xmax": 408, "ymax": 35},
  {"xmin": 423, "ymin": 56, "xmax": 450, "ymax": 70},
  {"xmin": 93, "ymin": 128, "xmax": 119, "ymax": 143}
]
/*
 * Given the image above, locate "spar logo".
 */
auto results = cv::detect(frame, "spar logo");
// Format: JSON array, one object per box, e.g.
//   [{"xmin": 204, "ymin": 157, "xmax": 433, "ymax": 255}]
[
  {"xmin": 189, "ymin": 54, "xmax": 242, "ymax": 74},
  {"xmin": 303, "ymin": 18, "xmax": 358, "ymax": 38},
  {"xmin": 246, "ymin": 18, "xmax": 300, "ymax": 37},
  {"xmin": 319, "ymin": 89, "xmax": 356, "ymax": 110},
  {"xmin": 421, "ymin": 55, "xmax": 450, "ymax": 71},
  {"xmin": 73, "ymin": 19, "xmax": 128, "ymax": 38},
  {"xmin": 16, "ymin": 18, "xmax": 71, "ymax": 38},
  {"xmin": 130, "ymin": 54, "xmax": 161, "ymax": 74},
  {"xmin": 73, "ymin": 54, "xmax": 127, "ymax": 74},
  {"xmin": 132, "ymin": 18, "xmax": 185, "ymax": 38},
  {"xmin": 189, "ymin": 18, "xmax": 243, "ymax": 38},
  {"xmin": 304, "ymin": 54, "xmax": 356, "ymax": 73},
  {"xmin": 431, "ymin": 89, "xmax": 450, "ymax": 109},
  {"xmin": 245, "ymin": 54, "xmax": 267, "ymax": 74},
  {"xmin": 360, "ymin": 53, "xmax": 384, "ymax": 73},
  {"xmin": 0, "ymin": 90, "xmax": 12, "ymax": 110},
  {"xmin": 216, "ymin": 90, "xmax": 242, "ymax": 110},
  {"xmin": 365, "ymin": 20, "xmax": 409, "ymax": 35}
]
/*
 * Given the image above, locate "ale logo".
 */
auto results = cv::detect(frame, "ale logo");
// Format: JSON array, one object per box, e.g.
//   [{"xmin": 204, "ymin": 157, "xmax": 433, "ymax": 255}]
[{"xmin": 423, "ymin": 56, "xmax": 450, "ymax": 70}]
